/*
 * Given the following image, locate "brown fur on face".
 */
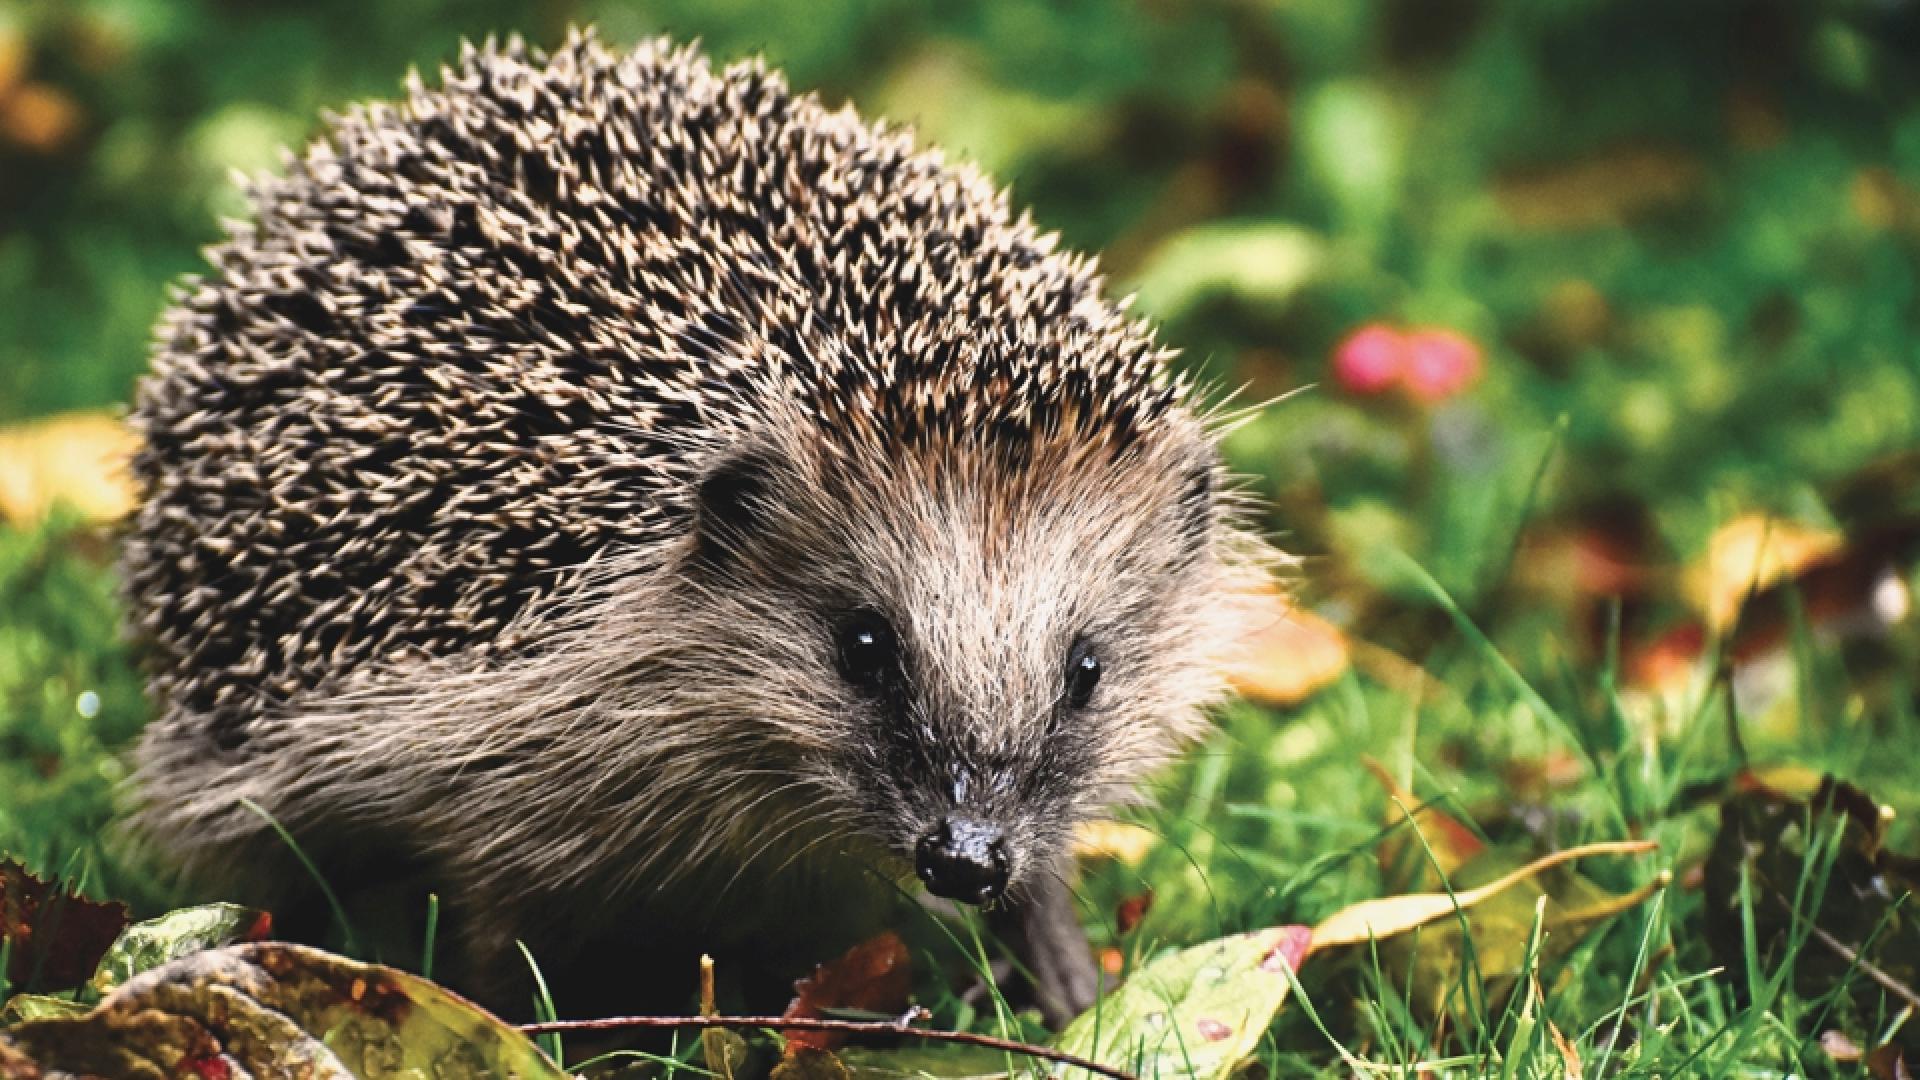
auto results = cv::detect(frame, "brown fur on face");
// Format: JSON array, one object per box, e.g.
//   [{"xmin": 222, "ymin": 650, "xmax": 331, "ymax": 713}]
[
  {"xmin": 674, "ymin": 401, "xmax": 1266, "ymax": 894},
  {"xmin": 120, "ymin": 31, "xmax": 1279, "ymax": 1006}
]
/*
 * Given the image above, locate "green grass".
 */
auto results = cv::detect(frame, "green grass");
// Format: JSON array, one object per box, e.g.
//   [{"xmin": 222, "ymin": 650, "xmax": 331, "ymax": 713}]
[
  {"xmin": 6, "ymin": 0, "xmax": 1920, "ymax": 1071},
  {"xmin": 0, "ymin": 516, "xmax": 154, "ymax": 908},
  {"xmin": 4, "ymin": 500, "xmax": 1915, "ymax": 1074}
]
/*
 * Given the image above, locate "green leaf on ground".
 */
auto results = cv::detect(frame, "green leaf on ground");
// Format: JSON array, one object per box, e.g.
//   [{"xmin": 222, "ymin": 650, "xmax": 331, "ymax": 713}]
[
  {"xmin": 1053, "ymin": 925, "xmax": 1311, "ymax": 1080},
  {"xmin": 87, "ymin": 902, "xmax": 272, "ymax": 999},
  {"xmin": 0, "ymin": 994, "xmax": 86, "ymax": 1025}
]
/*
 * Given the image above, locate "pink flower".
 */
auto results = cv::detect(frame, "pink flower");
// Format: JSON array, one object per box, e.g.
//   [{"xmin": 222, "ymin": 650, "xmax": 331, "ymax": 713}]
[
  {"xmin": 1331, "ymin": 324, "xmax": 1406, "ymax": 395},
  {"xmin": 1402, "ymin": 328, "xmax": 1484, "ymax": 403}
]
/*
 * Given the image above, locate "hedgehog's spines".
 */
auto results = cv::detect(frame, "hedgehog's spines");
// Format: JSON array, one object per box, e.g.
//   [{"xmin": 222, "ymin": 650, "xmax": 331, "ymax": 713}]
[{"xmin": 121, "ymin": 38, "xmax": 1264, "ymax": 993}]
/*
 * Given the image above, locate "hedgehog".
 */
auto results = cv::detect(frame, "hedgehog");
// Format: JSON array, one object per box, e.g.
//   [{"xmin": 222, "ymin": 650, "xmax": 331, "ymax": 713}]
[{"xmin": 121, "ymin": 31, "xmax": 1273, "ymax": 1021}]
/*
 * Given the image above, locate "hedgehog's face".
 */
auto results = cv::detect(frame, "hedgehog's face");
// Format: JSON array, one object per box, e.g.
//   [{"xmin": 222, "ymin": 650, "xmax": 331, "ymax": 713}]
[{"xmin": 686, "ymin": 421, "xmax": 1241, "ymax": 905}]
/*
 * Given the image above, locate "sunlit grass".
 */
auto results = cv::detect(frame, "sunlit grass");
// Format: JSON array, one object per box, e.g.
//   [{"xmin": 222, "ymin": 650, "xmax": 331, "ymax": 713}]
[{"xmin": 1, "ymin": 501, "xmax": 1915, "ymax": 1074}]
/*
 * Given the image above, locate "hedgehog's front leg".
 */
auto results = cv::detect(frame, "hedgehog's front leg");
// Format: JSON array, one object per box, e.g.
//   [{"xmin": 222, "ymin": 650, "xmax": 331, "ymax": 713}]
[{"xmin": 992, "ymin": 863, "xmax": 1100, "ymax": 1027}]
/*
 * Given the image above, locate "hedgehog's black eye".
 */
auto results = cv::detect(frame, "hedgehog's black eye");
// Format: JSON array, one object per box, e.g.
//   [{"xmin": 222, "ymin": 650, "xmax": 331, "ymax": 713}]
[
  {"xmin": 834, "ymin": 609, "xmax": 900, "ymax": 695},
  {"xmin": 1065, "ymin": 639, "xmax": 1101, "ymax": 708}
]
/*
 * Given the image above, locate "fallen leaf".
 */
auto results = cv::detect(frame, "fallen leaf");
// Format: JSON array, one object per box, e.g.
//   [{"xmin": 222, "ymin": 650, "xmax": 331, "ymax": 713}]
[
  {"xmin": 1733, "ymin": 764, "xmax": 1826, "ymax": 802},
  {"xmin": 783, "ymin": 932, "xmax": 912, "ymax": 1053},
  {"xmin": 705, "ymin": 1027, "xmax": 752, "ymax": 1080},
  {"xmin": 1626, "ymin": 520, "xmax": 1920, "ymax": 695},
  {"xmin": 1052, "ymin": 925, "xmax": 1311, "ymax": 1080},
  {"xmin": 0, "ymin": 996, "xmax": 87, "ymax": 1025},
  {"xmin": 837, "ymin": 1044, "xmax": 1014, "ymax": 1080},
  {"xmin": 0, "ymin": 411, "xmax": 139, "ymax": 526},
  {"xmin": 1364, "ymin": 758, "xmax": 1485, "ymax": 890},
  {"xmin": 1115, "ymin": 892, "xmax": 1153, "ymax": 936},
  {"xmin": 1823, "ymin": 1030, "xmax": 1865, "ymax": 1064},
  {"xmin": 1226, "ymin": 587, "xmax": 1350, "ymax": 708},
  {"xmin": 0, "ymin": 942, "xmax": 566, "ymax": 1078},
  {"xmin": 1309, "ymin": 840, "xmax": 1659, "ymax": 949},
  {"xmin": 1378, "ymin": 858, "xmax": 1670, "ymax": 1024},
  {"xmin": 1623, "ymin": 621, "xmax": 1705, "ymax": 695},
  {"xmin": 89, "ymin": 903, "xmax": 272, "ymax": 999},
  {"xmin": 1870, "ymin": 1043, "xmax": 1915, "ymax": 1080},
  {"xmin": 774, "ymin": 1045, "xmax": 853, "ymax": 1080},
  {"xmin": 1704, "ymin": 774, "xmax": 1920, "ymax": 1053},
  {"xmin": 0, "ymin": 859, "xmax": 129, "ymax": 993},
  {"xmin": 1072, "ymin": 821, "xmax": 1158, "ymax": 866},
  {"xmin": 1687, "ymin": 513, "xmax": 1842, "ymax": 631}
]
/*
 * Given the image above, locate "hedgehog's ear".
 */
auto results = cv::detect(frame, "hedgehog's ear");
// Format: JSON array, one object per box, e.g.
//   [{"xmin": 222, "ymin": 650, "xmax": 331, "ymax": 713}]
[{"xmin": 692, "ymin": 449, "xmax": 777, "ymax": 564}]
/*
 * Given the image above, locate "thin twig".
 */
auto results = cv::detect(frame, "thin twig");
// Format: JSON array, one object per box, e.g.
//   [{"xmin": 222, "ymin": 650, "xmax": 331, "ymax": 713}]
[
  {"xmin": 518, "ymin": 1011, "xmax": 1137, "ymax": 1080},
  {"xmin": 1775, "ymin": 892, "xmax": 1920, "ymax": 1011}
]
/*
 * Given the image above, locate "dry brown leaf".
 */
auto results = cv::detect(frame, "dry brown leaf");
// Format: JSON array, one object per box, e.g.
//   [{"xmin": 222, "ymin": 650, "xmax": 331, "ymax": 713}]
[
  {"xmin": 1225, "ymin": 587, "xmax": 1350, "ymax": 708},
  {"xmin": 1115, "ymin": 890, "xmax": 1153, "ymax": 936},
  {"xmin": 1870, "ymin": 1044, "xmax": 1915, "ymax": 1080},
  {"xmin": 0, "ymin": 859, "xmax": 130, "ymax": 993},
  {"xmin": 1705, "ymin": 773, "xmax": 1920, "ymax": 1053},
  {"xmin": 0, "ymin": 411, "xmax": 138, "ymax": 525},
  {"xmin": 1623, "ymin": 621, "xmax": 1704, "ymax": 695},
  {"xmin": 781, "ymin": 932, "xmax": 911, "ymax": 1053}
]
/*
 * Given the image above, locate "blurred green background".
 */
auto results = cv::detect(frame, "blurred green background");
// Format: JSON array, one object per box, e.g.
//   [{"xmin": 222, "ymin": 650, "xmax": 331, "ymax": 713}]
[
  {"xmin": 5, "ymin": 0, "xmax": 1918, "ymax": 587},
  {"xmin": 3, "ymin": 0, "xmax": 1920, "ymax": 1066}
]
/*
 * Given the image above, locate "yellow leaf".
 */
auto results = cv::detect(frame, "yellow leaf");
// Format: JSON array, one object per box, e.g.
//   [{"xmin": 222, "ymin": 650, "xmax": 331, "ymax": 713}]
[
  {"xmin": 1687, "ymin": 513, "xmax": 1841, "ymax": 631},
  {"xmin": 1309, "ymin": 839, "xmax": 1659, "ymax": 950},
  {"xmin": 1071, "ymin": 820, "xmax": 1157, "ymax": 866},
  {"xmin": 0, "ymin": 411, "xmax": 137, "ymax": 526},
  {"xmin": 1226, "ymin": 588, "xmax": 1350, "ymax": 708}
]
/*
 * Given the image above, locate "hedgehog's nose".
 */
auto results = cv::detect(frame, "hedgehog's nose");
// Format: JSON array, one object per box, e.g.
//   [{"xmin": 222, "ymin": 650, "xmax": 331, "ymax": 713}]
[{"xmin": 915, "ymin": 817, "xmax": 1010, "ymax": 904}]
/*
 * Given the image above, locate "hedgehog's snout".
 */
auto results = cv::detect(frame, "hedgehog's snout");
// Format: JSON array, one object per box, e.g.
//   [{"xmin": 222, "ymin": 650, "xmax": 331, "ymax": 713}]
[{"xmin": 914, "ymin": 816, "xmax": 1011, "ymax": 904}]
